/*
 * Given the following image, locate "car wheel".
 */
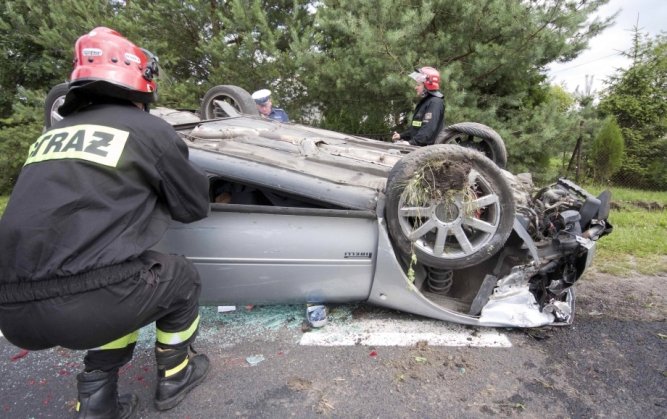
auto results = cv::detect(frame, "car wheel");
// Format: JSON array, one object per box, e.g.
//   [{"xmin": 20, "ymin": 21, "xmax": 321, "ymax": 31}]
[
  {"xmin": 386, "ymin": 145, "xmax": 515, "ymax": 270},
  {"xmin": 434, "ymin": 122, "xmax": 508, "ymax": 168},
  {"xmin": 44, "ymin": 82, "xmax": 69, "ymax": 128},
  {"xmin": 200, "ymin": 85, "xmax": 259, "ymax": 119}
]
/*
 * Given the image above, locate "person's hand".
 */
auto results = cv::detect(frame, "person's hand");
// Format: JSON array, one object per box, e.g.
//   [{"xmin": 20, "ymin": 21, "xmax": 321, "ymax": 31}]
[{"xmin": 391, "ymin": 131, "xmax": 401, "ymax": 141}]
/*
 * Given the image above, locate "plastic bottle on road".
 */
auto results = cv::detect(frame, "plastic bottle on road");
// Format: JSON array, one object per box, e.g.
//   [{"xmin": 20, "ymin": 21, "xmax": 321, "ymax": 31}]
[{"xmin": 306, "ymin": 304, "xmax": 327, "ymax": 328}]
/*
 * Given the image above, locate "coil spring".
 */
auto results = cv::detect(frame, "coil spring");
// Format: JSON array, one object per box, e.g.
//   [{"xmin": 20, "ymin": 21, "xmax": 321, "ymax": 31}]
[{"xmin": 426, "ymin": 267, "xmax": 453, "ymax": 294}]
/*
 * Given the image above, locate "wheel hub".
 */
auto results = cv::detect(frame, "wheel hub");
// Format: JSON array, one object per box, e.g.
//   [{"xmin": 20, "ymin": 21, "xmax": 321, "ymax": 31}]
[{"xmin": 434, "ymin": 201, "xmax": 460, "ymax": 224}]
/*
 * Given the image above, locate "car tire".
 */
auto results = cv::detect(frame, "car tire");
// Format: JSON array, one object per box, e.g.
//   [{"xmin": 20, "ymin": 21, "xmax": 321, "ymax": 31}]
[
  {"xmin": 200, "ymin": 85, "xmax": 259, "ymax": 119},
  {"xmin": 44, "ymin": 82, "xmax": 69, "ymax": 128},
  {"xmin": 386, "ymin": 145, "xmax": 515, "ymax": 270},
  {"xmin": 434, "ymin": 122, "xmax": 508, "ymax": 168}
]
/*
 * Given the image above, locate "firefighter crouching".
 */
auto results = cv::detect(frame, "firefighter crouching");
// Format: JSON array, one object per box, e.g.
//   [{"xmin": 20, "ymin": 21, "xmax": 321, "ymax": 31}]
[{"xmin": 0, "ymin": 27, "xmax": 211, "ymax": 417}]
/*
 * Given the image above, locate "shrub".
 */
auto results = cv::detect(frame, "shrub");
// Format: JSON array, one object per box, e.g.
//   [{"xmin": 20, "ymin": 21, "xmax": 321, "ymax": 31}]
[{"xmin": 590, "ymin": 116, "xmax": 624, "ymax": 183}]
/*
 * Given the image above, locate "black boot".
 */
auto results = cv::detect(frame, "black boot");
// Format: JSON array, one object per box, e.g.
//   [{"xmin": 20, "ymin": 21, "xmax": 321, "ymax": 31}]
[
  {"xmin": 154, "ymin": 346, "xmax": 210, "ymax": 411},
  {"xmin": 76, "ymin": 370, "xmax": 138, "ymax": 419}
]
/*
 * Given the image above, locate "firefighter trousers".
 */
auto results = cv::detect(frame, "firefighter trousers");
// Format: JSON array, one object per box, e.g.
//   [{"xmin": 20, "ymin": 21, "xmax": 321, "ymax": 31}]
[{"xmin": 0, "ymin": 250, "xmax": 202, "ymax": 372}]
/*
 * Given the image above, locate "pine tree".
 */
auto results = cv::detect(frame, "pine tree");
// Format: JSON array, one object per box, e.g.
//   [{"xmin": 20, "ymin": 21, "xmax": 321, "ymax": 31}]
[
  {"xmin": 598, "ymin": 30, "xmax": 667, "ymax": 189},
  {"xmin": 0, "ymin": 0, "xmax": 618, "ymax": 192},
  {"xmin": 296, "ymin": 0, "xmax": 613, "ymax": 163},
  {"xmin": 197, "ymin": 0, "xmax": 316, "ymax": 118}
]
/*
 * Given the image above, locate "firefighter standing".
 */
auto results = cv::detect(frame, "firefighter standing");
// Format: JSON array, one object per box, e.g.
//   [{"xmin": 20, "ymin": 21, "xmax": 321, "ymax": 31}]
[
  {"xmin": 0, "ymin": 28, "xmax": 210, "ymax": 417},
  {"xmin": 392, "ymin": 66, "xmax": 445, "ymax": 146}
]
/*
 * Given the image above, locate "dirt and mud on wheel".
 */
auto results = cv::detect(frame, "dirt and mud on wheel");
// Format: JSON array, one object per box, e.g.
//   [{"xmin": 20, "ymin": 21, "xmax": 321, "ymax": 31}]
[
  {"xmin": 386, "ymin": 145, "xmax": 515, "ymax": 271},
  {"xmin": 404, "ymin": 159, "xmax": 471, "ymax": 199}
]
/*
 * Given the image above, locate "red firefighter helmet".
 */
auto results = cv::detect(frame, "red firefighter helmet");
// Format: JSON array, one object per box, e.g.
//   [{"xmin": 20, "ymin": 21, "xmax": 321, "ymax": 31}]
[
  {"xmin": 60, "ymin": 27, "xmax": 159, "ymax": 115},
  {"xmin": 409, "ymin": 66, "xmax": 441, "ymax": 91}
]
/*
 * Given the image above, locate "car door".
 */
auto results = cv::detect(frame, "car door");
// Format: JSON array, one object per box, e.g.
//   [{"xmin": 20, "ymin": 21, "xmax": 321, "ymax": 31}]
[{"xmin": 153, "ymin": 203, "xmax": 379, "ymax": 305}]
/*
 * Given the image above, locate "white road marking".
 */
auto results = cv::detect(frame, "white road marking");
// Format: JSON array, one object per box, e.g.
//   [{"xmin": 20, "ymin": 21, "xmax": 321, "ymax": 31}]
[{"xmin": 299, "ymin": 317, "xmax": 512, "ymax": 347}]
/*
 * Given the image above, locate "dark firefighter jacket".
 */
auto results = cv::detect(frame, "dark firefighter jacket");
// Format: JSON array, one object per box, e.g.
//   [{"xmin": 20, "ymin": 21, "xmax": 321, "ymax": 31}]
[
  {"xmin": 0, "ymin": 102, "xmax": 210, "ymax": 304},
  {"xmin": 398, "ymin": 91, "xmax": 445, "ymax": 146}
]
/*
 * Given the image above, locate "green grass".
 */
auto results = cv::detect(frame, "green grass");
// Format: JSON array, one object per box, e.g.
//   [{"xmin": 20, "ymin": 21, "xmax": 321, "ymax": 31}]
[
  {"xmin": 594, "ymin": 208, "xmax": 667, "ymax": 276},
  {"xmin": 0, "ymin": 195, "xmax": 8, "ymax": 215},
  {"xmin": 584, "ymin": 185, "xmax": 667, "ymax": 205},
  {"xmin": 580, "ymin": 185, "xmax": 667, "ymax": 275}
]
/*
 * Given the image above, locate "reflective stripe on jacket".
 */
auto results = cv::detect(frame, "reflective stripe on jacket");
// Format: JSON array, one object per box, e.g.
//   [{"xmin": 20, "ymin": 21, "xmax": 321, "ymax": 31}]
[{"xmin": 399, "ymin": 92, "xmax": 445, "ymax": 146}]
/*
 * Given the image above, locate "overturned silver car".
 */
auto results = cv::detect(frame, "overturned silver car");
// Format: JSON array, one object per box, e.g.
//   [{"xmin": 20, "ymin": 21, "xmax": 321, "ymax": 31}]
[{"xmin": 47, "ymin": 84, "xmax": 613, "ymax": 328}]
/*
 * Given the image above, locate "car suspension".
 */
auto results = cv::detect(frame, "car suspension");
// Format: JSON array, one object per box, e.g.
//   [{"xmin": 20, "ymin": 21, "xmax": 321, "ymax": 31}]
[{"xmin": 425, "ymin": 266, "xmax": 454, "ymax": 294}]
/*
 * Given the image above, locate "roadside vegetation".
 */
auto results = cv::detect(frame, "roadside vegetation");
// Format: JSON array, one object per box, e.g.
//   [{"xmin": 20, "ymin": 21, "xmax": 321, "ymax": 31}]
[
  {"xmin": 0, "ymin": 195, "xmax": 7, "ymax": 215},
  {"xmin": 583, "ymin": 186, "xmax": 667, "ymax": 276},
  {"xmin": 586, "ymin": 186, "xmax": 667, "ymax": 207},
  {"xmin": 594, "ymin": 209, "xmax": 667, "ymax": 276},
  {"xmin": 1, "ymin": 1, "xmax": 665, "ymax": 194}
]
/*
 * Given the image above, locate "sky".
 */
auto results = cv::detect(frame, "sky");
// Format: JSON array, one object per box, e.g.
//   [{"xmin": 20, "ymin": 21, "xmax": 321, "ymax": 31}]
[{"xmin": 547, "ymin": 0, "xmax": 666, "ymax": 95}]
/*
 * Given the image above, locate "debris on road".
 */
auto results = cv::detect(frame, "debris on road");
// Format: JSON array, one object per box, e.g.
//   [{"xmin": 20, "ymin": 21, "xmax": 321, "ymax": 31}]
[
  {"xmin": 245, "ymin": 354, "xmax": 265, "ymax": 366},
  {"xmin": 217, "ymin": 306, "xmax": 236, "ymax": 313},
  {"xmin": 10, "ymin": 349, "xmax": 29, "ymax": 361}
]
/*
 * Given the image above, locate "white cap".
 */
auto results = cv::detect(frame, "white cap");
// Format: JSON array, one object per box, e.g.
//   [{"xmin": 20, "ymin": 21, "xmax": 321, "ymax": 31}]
[
  {"xmin": 408, "ymin": 71, "xmax": 427, "ymax": 84},
  {"xmin": 251, "ymin": 89, "xmax": 271, "ymax": 104}
]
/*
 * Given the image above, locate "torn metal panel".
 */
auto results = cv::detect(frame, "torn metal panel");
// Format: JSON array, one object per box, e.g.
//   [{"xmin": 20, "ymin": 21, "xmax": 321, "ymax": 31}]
[{"xmin": 479, "ymin": 266, "xmax": 556, "ymax": 327}]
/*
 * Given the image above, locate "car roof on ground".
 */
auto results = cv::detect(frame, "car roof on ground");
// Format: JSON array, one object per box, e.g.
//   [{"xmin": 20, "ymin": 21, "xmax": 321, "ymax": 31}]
[{"xmin": 159, "ymin": 109, "xmax": 414, "ymax": 210}]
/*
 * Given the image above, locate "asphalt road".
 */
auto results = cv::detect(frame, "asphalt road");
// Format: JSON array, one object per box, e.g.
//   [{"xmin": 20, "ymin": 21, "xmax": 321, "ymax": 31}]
[{"xmin": 1, "ymin": 284, "xmax": 665, "ymax": 418}]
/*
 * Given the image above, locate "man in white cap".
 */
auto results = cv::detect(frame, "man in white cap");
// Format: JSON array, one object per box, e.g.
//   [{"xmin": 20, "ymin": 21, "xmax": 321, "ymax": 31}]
[{"xmin": 251, "ymin": 88, "xmax": 289, "ymax": 122}]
